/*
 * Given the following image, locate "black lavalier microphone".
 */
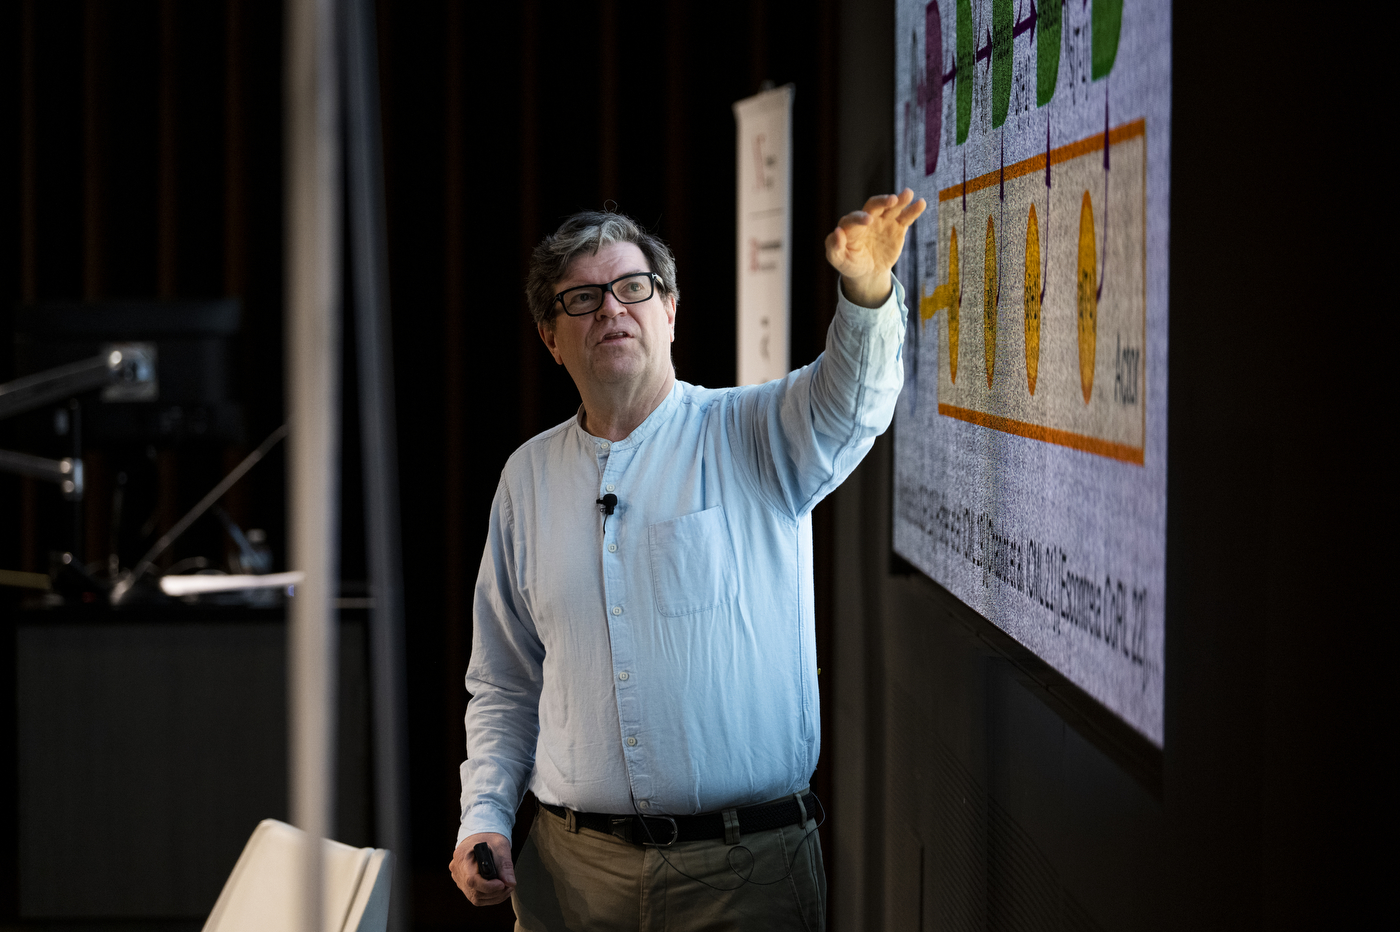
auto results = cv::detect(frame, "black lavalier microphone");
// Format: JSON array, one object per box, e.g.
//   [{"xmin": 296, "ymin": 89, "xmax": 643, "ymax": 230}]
[{"xmin": 596, "ymin": 493, "xmax": 618, "ymax": 534}]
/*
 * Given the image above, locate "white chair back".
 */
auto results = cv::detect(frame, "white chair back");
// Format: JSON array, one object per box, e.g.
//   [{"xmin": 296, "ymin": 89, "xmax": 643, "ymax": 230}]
[{"xmin": 202, "ymin": 818, "xmax": 393, "ymax": 932}]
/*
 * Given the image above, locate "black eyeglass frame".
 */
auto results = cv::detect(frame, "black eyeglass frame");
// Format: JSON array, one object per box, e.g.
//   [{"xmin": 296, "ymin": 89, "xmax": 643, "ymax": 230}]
[{"xmin": 553, "ymin": 272, "xmax": 663, "ymax": 317}]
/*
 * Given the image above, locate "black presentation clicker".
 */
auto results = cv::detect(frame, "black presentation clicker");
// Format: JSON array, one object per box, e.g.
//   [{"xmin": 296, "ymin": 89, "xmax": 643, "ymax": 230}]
[{"xmin": 473, "ymin": 842, "xmax": 499, "ymax": 880}]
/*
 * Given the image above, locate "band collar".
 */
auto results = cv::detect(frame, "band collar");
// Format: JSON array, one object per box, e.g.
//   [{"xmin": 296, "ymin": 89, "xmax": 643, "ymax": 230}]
[{"xmin": 573, "ymin": 381, "xmax": 681, "ymax": 452}]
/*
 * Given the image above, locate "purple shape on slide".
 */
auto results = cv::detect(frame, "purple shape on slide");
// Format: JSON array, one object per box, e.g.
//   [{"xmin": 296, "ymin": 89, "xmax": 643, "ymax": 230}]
[{"xmin": 924, "ymin": 1, "xmax": 943, "ymax": 176}]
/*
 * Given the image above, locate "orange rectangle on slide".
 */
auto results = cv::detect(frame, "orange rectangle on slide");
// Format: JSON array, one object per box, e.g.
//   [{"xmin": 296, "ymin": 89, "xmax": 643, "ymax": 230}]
[{"xmin": 918, "ymin": 121, "xmax": 1147, "ymax": 464}]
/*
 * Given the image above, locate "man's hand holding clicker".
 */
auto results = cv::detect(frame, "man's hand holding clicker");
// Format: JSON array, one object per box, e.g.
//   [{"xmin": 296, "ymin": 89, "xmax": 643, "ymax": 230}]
[
  {"xmin": 825, "ymin": 188, "xmax": 927, "ymax": 308},
  {"xmin": 449, "ymin": 832, "xmax": 516, "ymax": 907}
]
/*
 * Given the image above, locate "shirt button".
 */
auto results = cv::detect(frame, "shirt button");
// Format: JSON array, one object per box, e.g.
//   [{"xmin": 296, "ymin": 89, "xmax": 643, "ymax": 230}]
[
  {"xmin": 606, "ymin": 483, "xmax": 615, "ymax": 492},
  {"xmin": 626, "ymin": 736, "xmax": 637, "ymax": 746},
  {"xmin": 612, "ymin": 606, "xmax": 622, "ymax": 615},
  {"xmin": 600, "ymin": 442, "xmax": 611, "ymax": 451},
  {"xmin": 638, "ymin": 800, "xmax": 649, "ymax": 809},
  {"xmin": 618, "ymin": 671, "xmax": 629, "ymax": 681},
  {"xmin": 607, "ymin": 543, "xmax": 617, "ymax": 553}
]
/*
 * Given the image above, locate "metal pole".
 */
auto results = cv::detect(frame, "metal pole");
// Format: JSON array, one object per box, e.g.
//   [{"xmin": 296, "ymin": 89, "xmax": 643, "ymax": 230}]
[
  {"xmin": 343, "ymin": 1, "xmax": 412, "ymax": 929},
  {"xmin": 0, "ymin": 353, "xmax": 119, "ymax": 421},
  {"xmin": 286, "ymin": 0, "xmax": 341, "ymax": 928}
]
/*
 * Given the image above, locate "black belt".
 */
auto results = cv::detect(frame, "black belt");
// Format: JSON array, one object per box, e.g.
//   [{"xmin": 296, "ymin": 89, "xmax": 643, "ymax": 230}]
[{"xmin": 540, "ymin": 792, "xmax": 816, "ymax": 847}]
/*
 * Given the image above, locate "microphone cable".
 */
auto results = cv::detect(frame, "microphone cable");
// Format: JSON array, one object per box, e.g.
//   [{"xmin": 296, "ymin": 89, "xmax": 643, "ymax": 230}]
[{"xmin": 628, "ymin": 791, "xmax": 827, "ymax": 931}]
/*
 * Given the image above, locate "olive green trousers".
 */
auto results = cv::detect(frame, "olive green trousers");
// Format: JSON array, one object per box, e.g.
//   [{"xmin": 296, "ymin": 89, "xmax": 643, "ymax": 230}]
[{"xmin": 512, "ymin": 799, "xmax": 826, "ymax": 932}]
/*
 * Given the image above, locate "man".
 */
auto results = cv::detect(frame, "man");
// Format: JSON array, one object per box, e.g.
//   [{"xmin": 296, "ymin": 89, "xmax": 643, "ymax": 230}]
[{"xmin": 450, "ymin": 190, "xmax": 925, "ymax": 930}]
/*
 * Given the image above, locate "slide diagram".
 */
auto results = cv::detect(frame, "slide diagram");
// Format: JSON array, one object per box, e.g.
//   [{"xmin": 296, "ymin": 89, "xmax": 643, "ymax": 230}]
[
  {"xmin": 904, "ymin": 0, "xmax": 1144, "ymax": 465},
  {"xmin": 893, "ymin": 0, "xmax": 1169, "ymax": 744}
]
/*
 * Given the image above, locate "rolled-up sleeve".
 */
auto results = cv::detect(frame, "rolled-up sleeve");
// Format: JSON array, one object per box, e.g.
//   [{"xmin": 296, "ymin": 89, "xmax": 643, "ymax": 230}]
[{"xmin": 458, "ymin": 481, "xmax": 544, "ymax": 844}]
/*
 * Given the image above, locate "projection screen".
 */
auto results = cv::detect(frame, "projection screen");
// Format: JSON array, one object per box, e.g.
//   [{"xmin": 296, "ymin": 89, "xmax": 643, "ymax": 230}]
[{"xmin": 892, "ymin": 0, "xmax": 1170, "ymax": 744}]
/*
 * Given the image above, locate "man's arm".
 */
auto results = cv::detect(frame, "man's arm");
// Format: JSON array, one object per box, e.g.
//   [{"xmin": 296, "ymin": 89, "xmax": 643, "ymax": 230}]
[
  {"xmin": 732, "ymin": 190, "xmax": 926, "ymax": 517},
  {"xmin": 453, "ymin": 480, "xmax": 544, "ymax": 905}
]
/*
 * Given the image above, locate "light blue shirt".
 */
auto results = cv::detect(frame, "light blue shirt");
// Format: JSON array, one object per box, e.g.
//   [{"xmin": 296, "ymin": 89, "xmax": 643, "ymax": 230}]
[{"xmin": 458, "ymin": 279, "xmax": 907, "ymax": 842}]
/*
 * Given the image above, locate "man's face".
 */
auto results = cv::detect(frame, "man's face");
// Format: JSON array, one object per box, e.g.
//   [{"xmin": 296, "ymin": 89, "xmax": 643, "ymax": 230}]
[{"xmin": 539, "ymin": 241, "xmax": 677, "ymax": 396}]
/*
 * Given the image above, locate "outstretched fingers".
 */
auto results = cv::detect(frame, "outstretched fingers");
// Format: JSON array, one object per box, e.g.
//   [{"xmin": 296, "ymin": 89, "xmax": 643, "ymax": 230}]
[
  {"xmin": 826, "ymin": 189, "xmax": 925, "ymax": 283},
  {"xmin": 855, "ymin": 189, "xmax": 923, "ymax": 227},
  {"xmin": 836, "ymin": 209, "xmax": 873, "ymax": 232},
  {"xmin": 896, "ymin": 194, "xmax": 928, "ymax": 227},
  {"xmin": 862, "ymin": 192, "xmax": 900, "ymax": 216}
]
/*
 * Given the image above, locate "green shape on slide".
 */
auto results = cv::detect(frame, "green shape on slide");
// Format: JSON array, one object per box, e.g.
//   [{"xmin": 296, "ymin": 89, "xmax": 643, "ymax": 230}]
[
  {"xmin": 1092, "ymin": 0, "xmax": 1123, "ymax": 80},
  {"xmin": 992, "ymin": 0, "xmax": 1012, "ymax": 127},
  {"xmin": 1037, "ymin": 0, "xmax": 1062, "ymax": 106},
  {"xmin": 956, "ymin": 0, "xmax": 973, "ymax": 143}
]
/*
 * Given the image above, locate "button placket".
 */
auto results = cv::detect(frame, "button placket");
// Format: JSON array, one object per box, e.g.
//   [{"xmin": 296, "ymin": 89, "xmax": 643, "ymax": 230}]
[
  {"xmin": 601, "ymin": 474, "xmax": 620, "ymax": 555},
  {"xmin": 598, "ymin": 445, "xmax": 642, "ymax": 783}
]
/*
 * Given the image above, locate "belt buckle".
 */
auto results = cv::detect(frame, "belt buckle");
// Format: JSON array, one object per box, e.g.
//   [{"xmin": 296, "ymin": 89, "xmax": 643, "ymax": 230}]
[
  {"xmin": 609, "ymin": 817, "xmax": 633, "ymax": 844},
  {"xmin": 639, "ymin": 815, "xmax": 679, "ymax": 848}
]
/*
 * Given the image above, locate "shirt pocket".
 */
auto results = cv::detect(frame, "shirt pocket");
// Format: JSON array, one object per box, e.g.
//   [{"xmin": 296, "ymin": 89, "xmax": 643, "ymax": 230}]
[{"xmin": 648, "ymin": 505, "xmax": 737, "ymax": 617}]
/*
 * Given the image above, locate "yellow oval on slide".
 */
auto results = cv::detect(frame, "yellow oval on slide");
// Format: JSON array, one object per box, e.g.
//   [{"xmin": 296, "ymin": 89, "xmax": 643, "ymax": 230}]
[
  {"xmin": 948, "ymin": 226, "xmax": 960, "ymax": 383},
  {"xmin": 984, "ymin": 216, "xmax": 997, "ymax": 389},
  {"xmin": 1076, "ymin": 191, "xmax": 1097, "ymax": 404},
  {"xmin": 1024, "ymin": 203, "xmax": 1041, "ymax": 396}
]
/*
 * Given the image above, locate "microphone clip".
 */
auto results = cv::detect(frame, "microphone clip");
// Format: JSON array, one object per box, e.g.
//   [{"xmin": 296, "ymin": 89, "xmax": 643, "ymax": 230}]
[{"xmin": 596, "ymin": 493, "xmax": 618, "ymax": 534}]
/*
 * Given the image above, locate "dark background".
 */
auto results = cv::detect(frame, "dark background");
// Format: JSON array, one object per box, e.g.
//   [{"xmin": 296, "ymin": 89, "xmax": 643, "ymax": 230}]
[{"xmin": 0, "ymin": 1, "xmax": 1380, "ymax": 931}]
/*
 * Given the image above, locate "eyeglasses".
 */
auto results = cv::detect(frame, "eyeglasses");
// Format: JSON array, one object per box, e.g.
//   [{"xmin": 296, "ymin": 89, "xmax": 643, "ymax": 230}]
[{"xmin": 553, "ymin": 272, "xmax": 661, "ymax": 317}]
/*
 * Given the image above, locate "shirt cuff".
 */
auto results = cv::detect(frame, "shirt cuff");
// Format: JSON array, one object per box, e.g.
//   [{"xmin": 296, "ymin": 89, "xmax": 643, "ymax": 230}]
[
  {"xmin": 457, "ymin": 802, "xmax": 516, "ymax": 847},
  {"xmin": 834, "ymin": 273, "xmax": 907, "ymax": 330}
]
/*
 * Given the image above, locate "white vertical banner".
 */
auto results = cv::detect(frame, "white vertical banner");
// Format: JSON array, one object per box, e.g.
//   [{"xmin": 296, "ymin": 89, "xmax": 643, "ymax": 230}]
[{"xmin": 733, "ymin": 85, "xmax": 793, "ymax": 387}]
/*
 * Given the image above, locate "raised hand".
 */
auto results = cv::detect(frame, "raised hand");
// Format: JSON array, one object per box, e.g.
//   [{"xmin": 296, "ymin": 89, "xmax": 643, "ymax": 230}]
[{"xmin": 825, "ymin": 188, "xmax": 927, "ymax": 308}]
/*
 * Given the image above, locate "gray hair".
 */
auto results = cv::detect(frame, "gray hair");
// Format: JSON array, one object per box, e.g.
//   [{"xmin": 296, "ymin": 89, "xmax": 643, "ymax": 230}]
[{"xmin": 526, "ymin": 210, "xmax": 680, "ymax": 326}]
